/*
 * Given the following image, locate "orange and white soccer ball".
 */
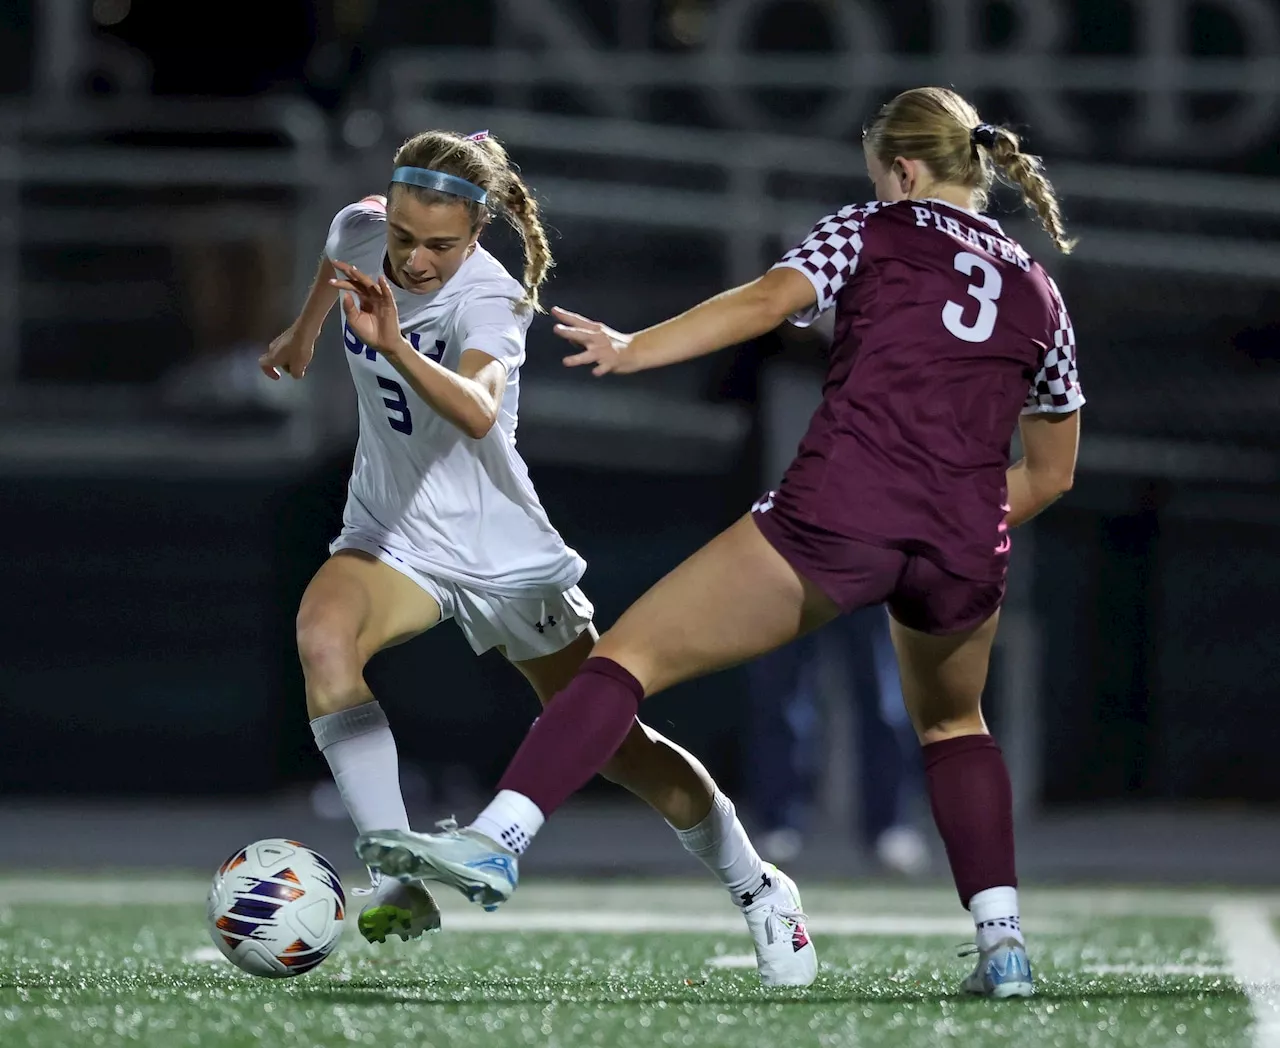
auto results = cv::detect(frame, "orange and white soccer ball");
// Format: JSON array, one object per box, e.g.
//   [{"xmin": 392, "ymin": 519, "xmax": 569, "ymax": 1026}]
[{"xmin": 206, "ymin": 838, "xmax": 346, "ymax": 977}]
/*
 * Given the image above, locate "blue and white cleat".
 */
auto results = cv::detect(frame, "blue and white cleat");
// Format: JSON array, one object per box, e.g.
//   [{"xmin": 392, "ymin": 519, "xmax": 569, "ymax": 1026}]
[
  {"xmin": 959, "ymin": 938, "xmax": 1035, "ymax": 998},
  {"xmin": 355, "ymin": 877, "xmax": 442, "ymax": 944},
  {"xmin": 356, "ymin": 819, "xmax": 518, "ymax": 912}
]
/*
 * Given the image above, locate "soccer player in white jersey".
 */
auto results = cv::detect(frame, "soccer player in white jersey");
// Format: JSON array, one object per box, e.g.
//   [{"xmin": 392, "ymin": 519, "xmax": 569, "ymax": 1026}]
[{"xmin": 258, "ymin": 129, "xmax": 814, "ymax": 986}]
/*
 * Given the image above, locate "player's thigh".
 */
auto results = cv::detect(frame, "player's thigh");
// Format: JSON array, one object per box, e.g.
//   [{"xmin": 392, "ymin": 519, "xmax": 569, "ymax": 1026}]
[
  {"xmin": 297, "ymin": 549, "xmax": 443, "ymax": 666},
  {"xmin": 509, "ymin": 625, "xmax": 599, "ymax": 703},
  {"xmin": 888, "ymin": 610, "xmax": 1000, "ymax": 742},
  {"xmin": 594, "ymin": 514, "xmax": 840, "ymax": 697}
]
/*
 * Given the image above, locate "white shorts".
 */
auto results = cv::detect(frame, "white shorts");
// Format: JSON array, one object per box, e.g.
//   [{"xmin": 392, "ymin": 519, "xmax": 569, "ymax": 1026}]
[{"xmin": 331, "ymin": 535, "xmax": 594, "ymax": 662}]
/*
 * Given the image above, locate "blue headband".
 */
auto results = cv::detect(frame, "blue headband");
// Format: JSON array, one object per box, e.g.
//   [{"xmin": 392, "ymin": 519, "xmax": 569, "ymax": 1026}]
[{"xmin": 390, "ymin": 166, "xmax": 487, "ymax": 204}]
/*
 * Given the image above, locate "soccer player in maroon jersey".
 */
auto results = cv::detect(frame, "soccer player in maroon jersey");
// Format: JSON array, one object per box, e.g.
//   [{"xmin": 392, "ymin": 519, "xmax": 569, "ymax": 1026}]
[{"xmin": 359, "ymin": 87, "xmax": 1083, "ymax": 998}]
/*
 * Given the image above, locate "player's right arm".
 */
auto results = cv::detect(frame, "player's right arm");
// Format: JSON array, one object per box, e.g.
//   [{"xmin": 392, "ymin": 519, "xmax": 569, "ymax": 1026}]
[
  {"xmin": 259, "ymin": 255, "xmax": 339, "ymax": 380},
  {"xmin": 554, "ymin": 267, "xmax": 816, "ymax": 376},
  {"xmin": 555, "ymin": 203, "xmax": 873, "ymax": 376},
  {"xmin": 260, "ymin": 195, "xmax": 386, "ymax": 381}
]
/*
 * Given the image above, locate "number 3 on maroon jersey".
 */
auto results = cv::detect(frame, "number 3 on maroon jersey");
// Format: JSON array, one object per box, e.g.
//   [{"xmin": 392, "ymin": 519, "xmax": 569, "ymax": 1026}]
[{"xmin": 942, "ymin": 251, "xmax": 1003, "ymax": 343}]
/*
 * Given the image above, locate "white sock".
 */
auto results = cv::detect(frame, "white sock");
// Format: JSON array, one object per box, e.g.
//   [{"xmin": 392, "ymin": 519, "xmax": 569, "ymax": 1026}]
[
  {"xmin": 470, "ymin": 790, "xmax": 545, "ymax": 856},
  {"xmin": 310, "ymin": 701, "xmax": 409, "ymax": 835},
  {"xmin": 970, "ymin": 886, "xmax": 1023, "ymax": 950},
  {"xmin": 672, "ymin": 790, "xmax": 771, "ymax": 907}
]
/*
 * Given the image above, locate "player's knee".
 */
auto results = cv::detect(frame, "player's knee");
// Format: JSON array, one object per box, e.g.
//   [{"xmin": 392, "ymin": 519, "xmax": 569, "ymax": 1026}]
[{"xmin": 296, "ymin": 608, "xmax": 361, "ymax": 692}]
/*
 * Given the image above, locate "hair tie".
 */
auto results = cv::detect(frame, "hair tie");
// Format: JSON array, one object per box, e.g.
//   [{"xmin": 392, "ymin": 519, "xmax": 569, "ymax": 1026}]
[
  {"xmin": 390, "ymin": 167, "xmax": 487, "ymax": 204},
  {"xmin": 465, "ymin": 130, "xmax": 490, "ymax": 142},
  {"xmin": 971, "ymin": 123, "xmax": 1000, "ymax": 150}
]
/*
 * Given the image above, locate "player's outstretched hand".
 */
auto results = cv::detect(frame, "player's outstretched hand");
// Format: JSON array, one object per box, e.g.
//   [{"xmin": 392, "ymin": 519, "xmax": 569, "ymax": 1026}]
[
  {"xmin": 552, "ymin": 306, "xmax": 632, "ymax": 376},
  {"xmin": 331, "ymin": 259, "xmax": 405, "ymax": 355},
  {"xmin": 260, "ymin": 325, "xmax": 316, "ymax": 380}
]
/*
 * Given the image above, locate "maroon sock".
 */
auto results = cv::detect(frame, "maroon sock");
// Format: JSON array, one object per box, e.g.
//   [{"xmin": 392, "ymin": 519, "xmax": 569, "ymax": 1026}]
[
  {"xmin": 923, "ymin": 733, "xmax": 1017, "ymax": 908},
  {"xmin": 497, "ymin": 657, "xmax": 643, "ymax": 816}
]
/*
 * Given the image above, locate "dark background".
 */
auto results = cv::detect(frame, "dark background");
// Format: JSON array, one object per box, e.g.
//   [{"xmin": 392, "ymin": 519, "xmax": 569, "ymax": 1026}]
[{"xmin": 1, "ymin": 1, "xmax": 1278, "ymax": 863}]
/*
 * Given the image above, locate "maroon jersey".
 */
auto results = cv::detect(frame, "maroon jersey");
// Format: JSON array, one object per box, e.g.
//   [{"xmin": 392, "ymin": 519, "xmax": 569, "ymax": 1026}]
[{"xmin": 768, "ymin": 198, "xmax": 1083, "ymax": 583}]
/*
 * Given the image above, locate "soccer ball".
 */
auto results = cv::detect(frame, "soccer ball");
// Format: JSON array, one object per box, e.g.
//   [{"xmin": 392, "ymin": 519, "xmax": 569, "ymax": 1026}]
[{"xmin": 206, "ymin": 838, "xmax": 346, "ymax": 978}]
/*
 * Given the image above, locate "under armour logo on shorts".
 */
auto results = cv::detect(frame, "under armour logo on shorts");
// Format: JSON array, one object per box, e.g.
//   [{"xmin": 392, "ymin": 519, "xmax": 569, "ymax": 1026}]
[{"xmin": 533, "ymin": 615, "xmax": 558, "ymax": 634}]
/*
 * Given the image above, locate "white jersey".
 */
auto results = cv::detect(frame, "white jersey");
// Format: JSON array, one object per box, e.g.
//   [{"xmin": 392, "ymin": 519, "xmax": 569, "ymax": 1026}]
[{"xmin": 325, "ymin": 200, "xmax": 585, "ymax": 597}]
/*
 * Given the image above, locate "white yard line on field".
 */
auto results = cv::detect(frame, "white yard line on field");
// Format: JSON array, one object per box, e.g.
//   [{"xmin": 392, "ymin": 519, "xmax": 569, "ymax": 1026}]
[
  {"xmin": 704, "ymin": 954, "xmax": 757, "ymax": 969},
  {"xmin": 0, "ymin": 878, "xmax": 1060, "ymax": 934},
  {"xmin": 1212, "ymin": 902, "xmax": 1280, "ymax": 1048},
  {"xmin": 437, "ymin": 910, "xmax": 1020, "ymax": 936},
  {"xmin": 5, "ymin": 876, "xmax": 1248, "ymax": 913},
  {"xmin": 0, "ymin": 879, "xmax": 209, "ymax": 906},
  {"xmin": 704, "ymin": 959, "xmax": 1232, "ymax": 976},
  {"xmin": 1084, "ymin": 963, "xmax": 1227, "ymax": 977},
  {"xmin": 11, "ymin": 877, "xmax": 1280, "ymax": 932}
]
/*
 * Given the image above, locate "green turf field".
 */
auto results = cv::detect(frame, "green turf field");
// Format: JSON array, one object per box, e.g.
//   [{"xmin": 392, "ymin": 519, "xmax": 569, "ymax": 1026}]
[{"xmin": 1, "ymin": 877, "xmax": 1276, "ymax": 1047}]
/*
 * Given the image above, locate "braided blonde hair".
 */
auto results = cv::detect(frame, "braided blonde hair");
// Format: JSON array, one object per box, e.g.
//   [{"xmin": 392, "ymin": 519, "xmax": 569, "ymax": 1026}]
[{"xmin": 392, "ymin": 130, "xmax": 554, "ymax": 310}]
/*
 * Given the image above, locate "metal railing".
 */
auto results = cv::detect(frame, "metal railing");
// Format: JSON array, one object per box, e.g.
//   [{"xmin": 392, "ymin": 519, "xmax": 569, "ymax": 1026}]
[
  {"xmin": 360, "ymin": 89, "xmax": 1280, "ymax": 482},
  {"xmin": 0, "ymin": 98, "xmax": 341, "ymax": 468},
  {"xmin": 369, "ymin": 93, "xmax": 1280, "ymax": 284}
]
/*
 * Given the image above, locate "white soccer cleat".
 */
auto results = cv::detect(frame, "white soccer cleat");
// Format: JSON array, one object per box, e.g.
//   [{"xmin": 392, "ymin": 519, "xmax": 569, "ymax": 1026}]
[
  {"xmin": 740, "ymin": 864, "xmax": 817, "ymax": 987},
  {"xmin": 356, "ymin": 819, "xmax": 518, "ymax": 911},
  {"xmin": 355, "ymin": 878, "xmax": 442, "ymax": 944},
  {"xmin": 959, "ymin": 938, "xmax": 1035, "ymax": 998}
]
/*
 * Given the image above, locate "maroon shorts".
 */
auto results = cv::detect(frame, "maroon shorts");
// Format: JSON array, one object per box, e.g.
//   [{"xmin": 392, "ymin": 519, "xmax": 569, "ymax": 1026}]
[{"xmin": 751, "ymin": 499, "xmax": 1004, "ymax": 635}]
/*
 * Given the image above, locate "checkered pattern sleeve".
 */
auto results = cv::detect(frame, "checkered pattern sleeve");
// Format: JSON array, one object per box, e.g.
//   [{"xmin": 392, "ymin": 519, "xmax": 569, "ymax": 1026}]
[
  {"xmin": 771, "ymin": 202, "xmax": 879, "ymax": 327},
  {"xmin": 1023, "ymin": 275, "xmax": 1085, "ymax": 414}
]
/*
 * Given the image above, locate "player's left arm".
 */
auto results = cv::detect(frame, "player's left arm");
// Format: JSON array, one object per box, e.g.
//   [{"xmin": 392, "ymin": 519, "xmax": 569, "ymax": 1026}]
[
  {"xmin": 555, "ymin": 267, "xmax": 817, "ymax": 376},
  {"xmin": 383, "ymin": 346, "xmax": 508, "ymax": 440},
  {"xmin": 1006, "ymin": 409, "xmax": 1079, "ymax": 527},
  {"xmin": 329, "ymin": 259, "xmax": 509, "ymax": 439},
  {"xmin": 1006, "ymin": 274, "xmax": 1084, "ymax": 526}
]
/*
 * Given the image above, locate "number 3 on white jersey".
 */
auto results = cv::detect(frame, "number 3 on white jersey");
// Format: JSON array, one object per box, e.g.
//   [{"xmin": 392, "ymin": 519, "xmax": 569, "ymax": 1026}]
[{"xmin": 942, "ymin": 251, "xmax": 1003, "ymax": 343}]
